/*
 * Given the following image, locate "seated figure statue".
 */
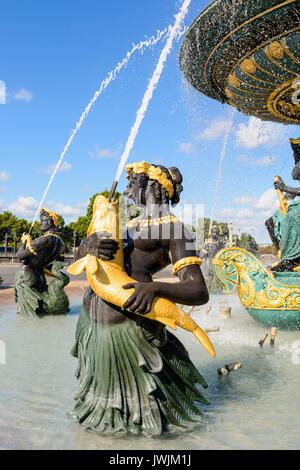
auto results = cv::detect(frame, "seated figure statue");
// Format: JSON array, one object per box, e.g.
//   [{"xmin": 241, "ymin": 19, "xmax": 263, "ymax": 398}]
[
  {"xmin": 265, "ymin": 138, "xmax": 300, "ymax": 272},
  {"xmin": 14, "ymin": 207, "xmax": 70, "ymax": 317},
  {"xmin": 199, "ymin": 225, "xmax": 225, "ymax": 288},
  {"xmin": 69, "ymin": 161, "xmax": 210, "ymax": 435}
]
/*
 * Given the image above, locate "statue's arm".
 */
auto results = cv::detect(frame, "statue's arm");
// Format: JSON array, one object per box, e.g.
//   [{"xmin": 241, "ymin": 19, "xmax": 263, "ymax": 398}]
[
  {"xmin": 17, "ymin": 236, "xmax": 49, "ymax": 263},
  {"xmin": 274, "ymin": 177, "xmax": 300, "ymax": 196},
  {"xmin": 122, "ymin": 224, "xmax": 209, "ymax": 314}
]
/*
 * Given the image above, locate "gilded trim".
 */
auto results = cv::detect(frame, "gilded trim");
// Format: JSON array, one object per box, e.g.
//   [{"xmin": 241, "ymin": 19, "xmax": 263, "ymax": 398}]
[
  {"xmin": 172, "ymin": 256, "xmax": 202, "ymax": 276},
  {"xmin": 204, "ymin": 0, "xmax": 297, "ymax": 86},
  {"xmin": 28, "ymin": 245, "xmax": 38, "ymax": 256},
  {"xmin": 127, "ymin": 214, "xmax": 179, "ymax": 229},
  {"xmin": 126, "ymin": 161, "xmax": 174, "ymax": 198}
]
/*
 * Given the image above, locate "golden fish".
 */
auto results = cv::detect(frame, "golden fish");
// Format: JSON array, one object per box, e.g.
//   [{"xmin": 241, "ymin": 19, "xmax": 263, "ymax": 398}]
[{"xmin": 67, "ymin": 195, "xmax": 215, "ymax": 358}]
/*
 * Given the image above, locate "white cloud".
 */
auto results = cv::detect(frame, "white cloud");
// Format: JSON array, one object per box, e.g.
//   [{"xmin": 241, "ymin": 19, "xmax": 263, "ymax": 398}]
[
  {"xmin": 41, "ymin": 161, "xmax": 72, "ymax": 174},
  {"xmin": 13, "ymin": 88, "xmax": 33, "ymax": 102},
  {"xmin": 197, "ymin": 119, "xmax": 233, "ymax": 141},
  {"xmin": 89, "ymin": 144, "xmax": 121, "ymax": 159},
  {"xmin": 233, "ymin": 190, "xmax": 278, "ymax": 213},
  {"xmin": 0, "ymin": 171, "xmax": 10, "ymax": 181},
  {"xmin": 237, "ymin": 154, "xmax": 277, "ymax": 166},
  {"xmin": 218, "ymin": 208, "xmax": 235, "ymax": 218},
  {"xmin": 177, "ymin": 141, "xmax": 194, "ymax": 154},
  {"xmin": 7, "ymin": 196, "xmax": 39, "ymax": 217},
  {"xmin": 0, "ymin": 81, "xmax": 6, "ymax": 104},
  {"xmin": 0, "ymin": 196, "xmax": 88, "ymax": 220},
  {"xmin": 218, "ymin": 188, "xmax": 280, "ymax": 243},
  {"xmin": 236, "ymin": 208, "xmax": 255, "ymax": 219},
  {"xmin": 252, "ymin": 188, "xmax": 278, "ymax": 212},
  {"xmin": 235, "ymin": 117, "xmax": 285, "ymax": 149},
  {"xmin": 233, "ymin": 196, "xmax": 254, "ymax": 205},
  {"xmin": 46, "ymin": 200, "xmax": 88, "ymax": 218}
]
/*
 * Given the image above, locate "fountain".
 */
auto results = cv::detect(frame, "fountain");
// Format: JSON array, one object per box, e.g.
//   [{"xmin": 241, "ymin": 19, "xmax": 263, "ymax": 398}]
[
  {"xmin": 2, "ymin": 0, "xmax": 300, "ymax": 451},
  {"xmin": 199, "ymin": 225, "xmax": 225, "ymax": 291},
  {"xmin": 179, "ymin": 0, "xmax": 300, "ymax": 124},
  {"xmin": 179, "ymin": 0, "xmax": 300, "ymax": 329}
]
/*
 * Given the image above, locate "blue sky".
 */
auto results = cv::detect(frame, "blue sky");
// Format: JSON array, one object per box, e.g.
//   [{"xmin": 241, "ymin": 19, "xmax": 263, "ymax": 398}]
[{"xmin": 1, "ymin": 0, "xmax": 299, "ymax": 242}]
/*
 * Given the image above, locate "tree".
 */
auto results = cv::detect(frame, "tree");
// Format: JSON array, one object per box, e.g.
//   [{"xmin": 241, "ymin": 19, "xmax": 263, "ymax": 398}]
[{"xmin": 239, "ymin": 232, "xmax": 258, "ymax": 253}]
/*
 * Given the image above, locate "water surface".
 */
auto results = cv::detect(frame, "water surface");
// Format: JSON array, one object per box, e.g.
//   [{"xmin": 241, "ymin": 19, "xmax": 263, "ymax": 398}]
[{"xmin": 0, "ymin": 294, "xmax": 300, "ymax": 450}]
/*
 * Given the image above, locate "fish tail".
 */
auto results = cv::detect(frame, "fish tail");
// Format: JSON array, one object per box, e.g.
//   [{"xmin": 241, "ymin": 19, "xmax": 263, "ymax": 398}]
[{"xmin": 193, "ymin": 326, "xmax": 216, "ymax": 358}]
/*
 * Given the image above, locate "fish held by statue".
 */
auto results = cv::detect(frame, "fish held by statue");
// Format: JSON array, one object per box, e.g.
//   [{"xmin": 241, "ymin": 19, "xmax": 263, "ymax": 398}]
[{"xmin": 67, "ymin": 195, "xmax": 215, "ymax": 358}]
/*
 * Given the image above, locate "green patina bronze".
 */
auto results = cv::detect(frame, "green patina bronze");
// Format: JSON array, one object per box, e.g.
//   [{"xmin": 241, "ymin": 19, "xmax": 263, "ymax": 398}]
[
  {"xmin": 213, "ymin": 247, "xmax": 300, "ymax": 329},
  {"xmin": 14, "ymin": 261, "xmax": 70, "ymax": 318},
  {"xmin": 273, "ymin": 199, "xmax": 300, "ymax": 261},
  {"xmin": 70, "ymin": 306, "xmax": 209, "ymax": 435},
  {"xmin": 179, "ymin": 0, "xmax": 300, "ymax": 124},
  {"xmin": 14, "ymin": 207, "xmax": 70, "ymax": 318}
]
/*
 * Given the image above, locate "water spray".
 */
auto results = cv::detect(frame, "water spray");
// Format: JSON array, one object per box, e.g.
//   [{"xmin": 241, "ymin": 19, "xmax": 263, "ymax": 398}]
[
  {"xmin": 108, "ymin": 0, "xmax": 192, "ymax": 201},
  {"xmin": 209, "ymin": 108, "xmax": 236, "ymax": 234},
  {"xmin": 29, "ymin": 27, "xmax": 183, "ymax": 232}
]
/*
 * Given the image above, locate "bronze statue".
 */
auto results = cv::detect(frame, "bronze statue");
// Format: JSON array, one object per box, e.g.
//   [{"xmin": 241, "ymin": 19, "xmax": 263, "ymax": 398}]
[
  {"xmin": 69, "ymin": 162, "xmax": 212, "ymax": 436},
  {"xmin": 14, "ymin": 207, "xmax": 70, "ymax": 317},
  {"xmin": 266, "ymin": 138, "xmax": 300, "ymax": 272},
  {"xmin": 199, "ymin": 225, "xmax": 224, "ymax": 290}
]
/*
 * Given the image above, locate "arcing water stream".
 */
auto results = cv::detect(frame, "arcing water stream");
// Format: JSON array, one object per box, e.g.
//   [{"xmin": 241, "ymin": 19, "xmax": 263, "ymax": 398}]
[
  {"xmin": 113, "ymin": 0, "xmax": 192, "ymax": 188},
  {"xmin": 209, "ymin": 109, "xmax": 236, "ymax": 233},
  {"xmin": 29, "ymin": 21, "xmax": 187, "ymax": 232}
]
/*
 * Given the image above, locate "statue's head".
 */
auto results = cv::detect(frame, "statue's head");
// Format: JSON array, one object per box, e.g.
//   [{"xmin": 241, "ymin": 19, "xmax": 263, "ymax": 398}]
[
  {"xmin": 210, "ymin": 225, "xmax": 222, "ymax": 240},
  {"xmin": 40, "ymin": 207, "xmax": 58, "ymax": 232},
  {"xmin": 124, "ymin": 161, "xmax": 183, "ymax": 207},
  {"xmin": 290, "ymin": 138, "xmax": 300, "ymax": 181}
]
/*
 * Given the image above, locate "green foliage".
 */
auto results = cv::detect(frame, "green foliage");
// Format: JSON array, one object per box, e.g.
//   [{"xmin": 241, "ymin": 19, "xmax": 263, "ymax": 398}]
[
  {"xmin": 258, "ymin": 244, "xmax": 276, "ymax": 255},
  {"xmin": 0, "ymin": 192, "xmax": 259, "ymax": 251},
  {"xmin": 239, "ymin": 232, "xmax": 258, "ymax": 253}
]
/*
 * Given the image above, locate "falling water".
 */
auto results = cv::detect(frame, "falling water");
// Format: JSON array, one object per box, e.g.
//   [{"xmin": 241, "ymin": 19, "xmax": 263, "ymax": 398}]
[
  {"xmin": 209, "ymin": 109, "xmax": 236, "ymax": 233},
  {"xmin": 29, "ymin": 25, "xmax": 186, "ymax": 232},
  {"xmin": 113, "ymin": 0, "xmax": 192, "ymax": 185}
]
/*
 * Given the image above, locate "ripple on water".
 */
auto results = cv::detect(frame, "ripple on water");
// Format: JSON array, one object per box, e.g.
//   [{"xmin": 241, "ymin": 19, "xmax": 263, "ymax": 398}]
[{"xmin": 0, "ymin": 293, "xmax": 300, "ymax": 449}]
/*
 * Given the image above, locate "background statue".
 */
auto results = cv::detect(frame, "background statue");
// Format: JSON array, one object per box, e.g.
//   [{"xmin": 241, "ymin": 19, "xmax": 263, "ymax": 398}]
[
  {"xmin": 199, "ymin": 225, "xmax": 225, "ymax": 290},
  {"xmin": 265, "ymin": 138, "xmax": 300, "ymax": 272},
  {"xmin": 14, "ymin": 207, "xmax": 70, "ymax": 317},
  {"xmin": 69, "ymin": 162, "xmax": 211, "ymax": 436}
]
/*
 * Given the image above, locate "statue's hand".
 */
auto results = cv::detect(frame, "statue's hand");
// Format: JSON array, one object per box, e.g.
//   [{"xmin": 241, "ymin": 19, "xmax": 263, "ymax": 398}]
[
  {"xmin": 274, "ymin": 176, "xmax": 287, "ymax": 192},
  {"xmin": 21, "ymin": 233, "xmax": 32, "ymax": 247},
  {"xmin": 122, "ymin": 282, "xmax": 158, "ymax": 315},
  {"xmin": 86, "ymin": 232, "xmax": 119, "ymax": 261}
]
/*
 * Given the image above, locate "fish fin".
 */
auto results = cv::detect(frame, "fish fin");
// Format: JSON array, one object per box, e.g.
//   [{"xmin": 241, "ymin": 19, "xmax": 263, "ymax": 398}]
[
  {"xmin": 88, "ymin": 255, "xmax": 99, "ymax": 276},
  {"xmin": 67, "ymin": 257, "xmax": 87, "ymax": 276},
  {"xmin": 193, "ymin": 326, "xmax": 216, "ymax": 358}
]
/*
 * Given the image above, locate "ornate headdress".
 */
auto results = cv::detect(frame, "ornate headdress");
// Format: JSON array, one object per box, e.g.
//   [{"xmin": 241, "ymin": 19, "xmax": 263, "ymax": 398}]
[
  {"xmin": 125, "ymin": 161, "xmax": 174, "ymax": 199},
  {"xmin": 40, "ymin": 207, "xmax": 58, "ymax": 227},
  {"xmin": 209, "ymin": 225, "xmax": 222, "ymax": 235},
  {"xmin": 290, "ymin": 138, "xmax": 300, "ymax": 165}
]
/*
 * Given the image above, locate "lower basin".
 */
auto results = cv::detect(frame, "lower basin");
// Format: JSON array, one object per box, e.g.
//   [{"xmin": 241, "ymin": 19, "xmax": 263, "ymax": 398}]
[{"xmin": 1, "ymin": 292, "xmax": 300, "ymax": 450}]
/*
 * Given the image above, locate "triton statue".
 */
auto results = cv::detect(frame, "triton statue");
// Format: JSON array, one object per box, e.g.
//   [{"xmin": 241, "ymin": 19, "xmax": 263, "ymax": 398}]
[
  {"xmin": 14, "ymin": 207, "xmax": 70, "ymax": 318},
  {"xmin": 199, "ymin": 225, "xmax": 224, "ymax": 290},
  {"xmin": 266, "ymin": 138, "xmax": 300, "ymax": 272},
  {"xmin": 213, "ymin": 139, "xmax": 300, "ymax": 329},
  {"xmin": 68, "ymin": 161, "xmax": 214, "ymax": 436}
]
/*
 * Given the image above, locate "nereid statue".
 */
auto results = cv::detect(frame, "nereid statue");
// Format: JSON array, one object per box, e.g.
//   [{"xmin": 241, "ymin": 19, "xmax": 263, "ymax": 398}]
[{"xmin": 68, "ymin": 162, "xmax": 213, "ymax": 436}]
